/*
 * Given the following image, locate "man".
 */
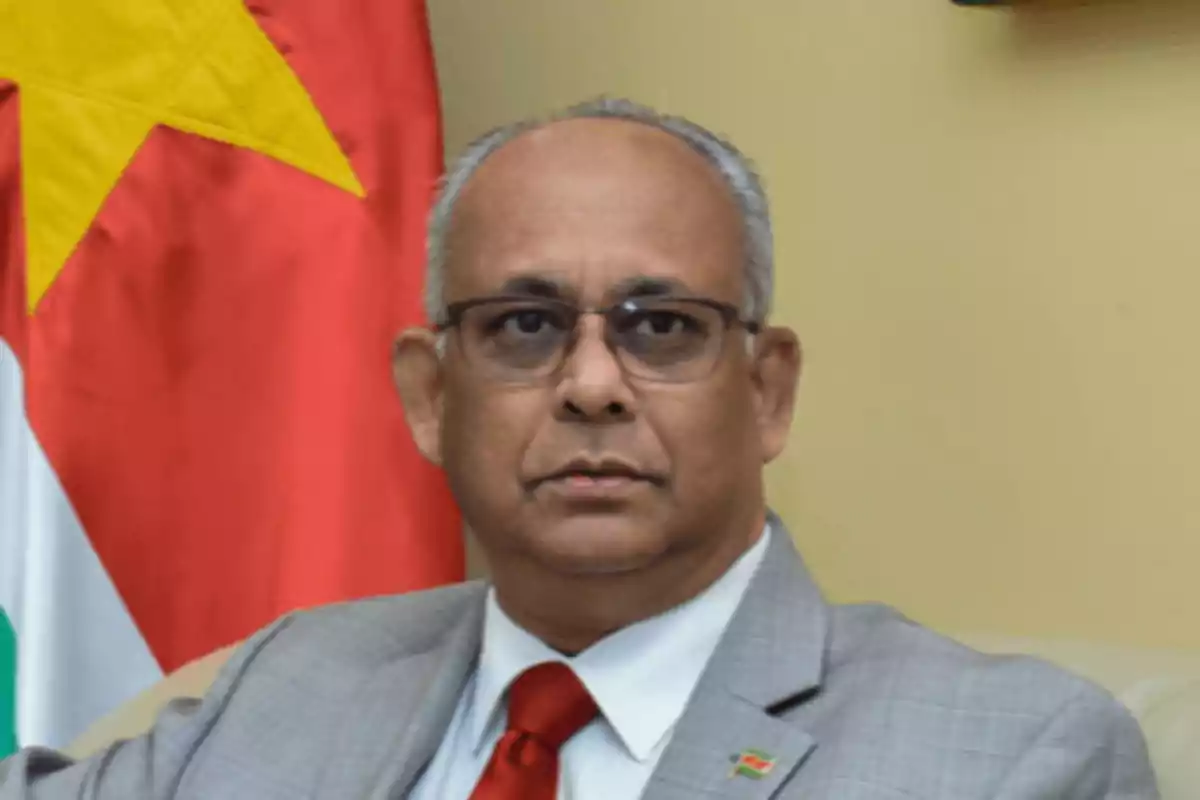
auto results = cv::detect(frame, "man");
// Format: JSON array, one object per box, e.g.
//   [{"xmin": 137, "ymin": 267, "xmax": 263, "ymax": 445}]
[{"xmin": 0, "ymin": 99, "xmax": 1157, "ymax": 798}]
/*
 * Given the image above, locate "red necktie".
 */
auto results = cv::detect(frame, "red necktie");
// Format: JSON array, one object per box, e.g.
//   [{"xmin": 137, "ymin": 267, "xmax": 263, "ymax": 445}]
[{"xmin": 469, "ymin": 662, "xmax": 599, "ymax": 800}]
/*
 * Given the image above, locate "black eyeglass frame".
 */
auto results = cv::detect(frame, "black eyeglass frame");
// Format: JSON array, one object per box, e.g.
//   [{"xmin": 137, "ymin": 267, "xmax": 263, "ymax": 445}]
[{"xmin": 433, "ymin": 294, "xmax": 763, "ymax": 383}]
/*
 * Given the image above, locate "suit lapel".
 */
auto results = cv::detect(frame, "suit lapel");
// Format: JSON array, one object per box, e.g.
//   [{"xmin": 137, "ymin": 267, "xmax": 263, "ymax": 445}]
[
  {"xmin": 313, "ymin": 585, "xmax": 487, "ymax": 800},
  {"xmin": 642, "ymin": 513, "xmax": 829, "ymax": 799},
  {"xmin": 643, "ymin": 690, "xmax": 816, "ymax": 800}
]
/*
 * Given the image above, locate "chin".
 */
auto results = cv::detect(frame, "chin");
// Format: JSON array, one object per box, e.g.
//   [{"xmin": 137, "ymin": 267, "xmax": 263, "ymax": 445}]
[{"xmin": 529, "ymin": 513, "xmax": 668, "ymax": 575}]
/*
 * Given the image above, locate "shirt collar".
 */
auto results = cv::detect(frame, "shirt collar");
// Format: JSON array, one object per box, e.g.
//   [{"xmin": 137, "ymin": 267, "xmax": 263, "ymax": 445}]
[{"xmin": 467, "ymin": 523, "xmax": 772, "ymax": 762}]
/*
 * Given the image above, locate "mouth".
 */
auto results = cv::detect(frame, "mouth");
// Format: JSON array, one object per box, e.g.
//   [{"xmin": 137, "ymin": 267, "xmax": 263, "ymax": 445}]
[{"xmin": 529, "ymin": 459, "xmax": 666, "ymax": 498}]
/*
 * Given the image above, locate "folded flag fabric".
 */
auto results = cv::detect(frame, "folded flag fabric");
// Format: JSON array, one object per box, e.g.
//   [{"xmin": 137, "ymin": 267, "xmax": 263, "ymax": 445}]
[{"xmin": 0, "ymin": 0, "xmax": 461, "ymax": 753}]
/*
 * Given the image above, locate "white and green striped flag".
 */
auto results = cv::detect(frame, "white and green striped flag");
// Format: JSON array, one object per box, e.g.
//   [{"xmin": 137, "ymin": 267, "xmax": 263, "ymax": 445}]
[
  {"xmin": 0, "ymin": 343, "xmax": 163, "ymax": 756},
  {"xmin": 1, "ymin": 608, "xmax": 15, "ymax": 757}
]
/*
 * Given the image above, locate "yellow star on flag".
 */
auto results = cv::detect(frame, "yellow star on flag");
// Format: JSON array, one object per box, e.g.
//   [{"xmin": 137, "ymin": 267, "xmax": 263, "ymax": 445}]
[{"xmin": 0, "ymin": 0, "xmax": 364, "ymax": 312}]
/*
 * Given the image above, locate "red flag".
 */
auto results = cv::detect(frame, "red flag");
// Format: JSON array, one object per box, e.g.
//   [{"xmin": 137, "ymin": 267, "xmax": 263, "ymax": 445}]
[{"xmin": 1, "ymin": 0, "xmax": 462, "ymax": 676}]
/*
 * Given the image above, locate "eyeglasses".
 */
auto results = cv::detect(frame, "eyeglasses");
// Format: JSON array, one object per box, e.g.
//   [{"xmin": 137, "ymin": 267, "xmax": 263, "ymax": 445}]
[{"xmin": 435, "ymin": 295, "xmax": 761, "ymax": 384}]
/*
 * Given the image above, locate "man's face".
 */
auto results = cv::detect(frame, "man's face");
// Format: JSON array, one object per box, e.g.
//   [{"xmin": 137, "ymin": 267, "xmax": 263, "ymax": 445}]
[{"xmin": 397, "ymin": 119, "xmax": 798, "ymax": 577}]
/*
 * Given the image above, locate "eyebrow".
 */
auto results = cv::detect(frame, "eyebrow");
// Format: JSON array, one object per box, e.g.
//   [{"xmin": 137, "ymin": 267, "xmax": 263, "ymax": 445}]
[
  {"xmin": 609, "ymin": 275, "xmax": 693, "ymax": 299},
  {"xmin": 497, "ymin": 275, "xmax": 571, "ymax": 299},
  {"xmin": 493, "ymin": 273, "xmax": 695, "ymax": 303}
]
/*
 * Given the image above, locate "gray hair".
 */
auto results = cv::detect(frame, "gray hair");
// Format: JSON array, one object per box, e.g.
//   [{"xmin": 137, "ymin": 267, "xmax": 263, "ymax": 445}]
[{"xmin": 424, "ymin": 97, "xmax": 774, "ymax": 324}]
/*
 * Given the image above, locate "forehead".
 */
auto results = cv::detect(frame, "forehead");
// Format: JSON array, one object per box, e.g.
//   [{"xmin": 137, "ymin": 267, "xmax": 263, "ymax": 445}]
[{"xmin": 444, "ymin": 118, "xmax": 745, "ymax": 302}]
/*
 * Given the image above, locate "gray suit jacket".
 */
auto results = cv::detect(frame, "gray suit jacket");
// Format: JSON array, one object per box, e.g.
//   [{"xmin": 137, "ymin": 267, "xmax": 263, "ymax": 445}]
[{"xmin": 0, "ymin": 517, "xmax": 1158, "ymax": 798}]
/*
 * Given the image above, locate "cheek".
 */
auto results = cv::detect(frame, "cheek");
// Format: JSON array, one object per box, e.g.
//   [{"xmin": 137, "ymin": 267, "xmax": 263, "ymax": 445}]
[
  {"xmin": 648, "ymin": 383, "xmax": 758, "ymax": 488},
  {"xmin": 442, "ymin": 380, "xmax": 544, "ymax": 498}
]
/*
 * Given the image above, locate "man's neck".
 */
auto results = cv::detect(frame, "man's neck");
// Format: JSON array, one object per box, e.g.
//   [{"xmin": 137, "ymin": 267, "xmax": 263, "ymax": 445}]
[{"xmin": 489, "ymin": 511, "xmax": 766, "ymax": 655}]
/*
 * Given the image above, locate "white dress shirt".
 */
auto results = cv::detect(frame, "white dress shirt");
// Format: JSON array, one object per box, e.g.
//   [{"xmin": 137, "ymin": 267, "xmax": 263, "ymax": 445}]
[{"xmin": 411, "ymin": 525, "xmax": 770, "ymax": 800}]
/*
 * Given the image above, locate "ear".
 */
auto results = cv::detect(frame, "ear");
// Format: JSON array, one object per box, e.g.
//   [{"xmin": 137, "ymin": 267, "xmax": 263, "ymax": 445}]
[
  {"xmin": 751, "ymin": 325, "xmax": 802, "ymax": 464},
  {"xmin": 392, "ymin": 327, "xmax": 445, "ymax": 466}
]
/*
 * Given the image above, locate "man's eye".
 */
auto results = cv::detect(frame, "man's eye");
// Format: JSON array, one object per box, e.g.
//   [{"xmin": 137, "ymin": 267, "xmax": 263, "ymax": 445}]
[
  {"xmin": 631, "ymin": 311, "xmax": 698, "ymax": 337},
  {"xmin": 486, "ymin": 308, "xmax": 565, "ymax": 336}
]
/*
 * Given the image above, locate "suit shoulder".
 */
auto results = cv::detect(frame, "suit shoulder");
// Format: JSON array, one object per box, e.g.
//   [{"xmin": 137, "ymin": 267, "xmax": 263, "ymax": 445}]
[
  {"xmin": 795, "ymin": 606, "xmax": 1156, "ymax": 795},
  {"xmin": 826, "ymin": 603, "xmax": 1128, "ymax": 720},
  {"xmin": 255, "ymin": 580, "xmax": 486, "ymax": 669}
]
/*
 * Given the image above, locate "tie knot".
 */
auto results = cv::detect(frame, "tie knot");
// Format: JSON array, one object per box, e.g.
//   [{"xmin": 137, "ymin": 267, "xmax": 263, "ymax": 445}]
[{"xmin": 505, "ymin": 662, "xmax": 598, "ymax": 751}]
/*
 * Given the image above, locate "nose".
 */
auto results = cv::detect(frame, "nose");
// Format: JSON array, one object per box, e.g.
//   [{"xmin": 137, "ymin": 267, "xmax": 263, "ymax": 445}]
[{"xmin": 555, "ymin": 314, "xmax": 635, "ymax": 423}]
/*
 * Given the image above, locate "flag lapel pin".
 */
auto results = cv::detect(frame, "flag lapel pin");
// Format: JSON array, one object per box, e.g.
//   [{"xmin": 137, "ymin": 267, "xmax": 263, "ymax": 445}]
[{"xmin": 729, "ymin": 748, "xmax": 777, "ymax": 780}]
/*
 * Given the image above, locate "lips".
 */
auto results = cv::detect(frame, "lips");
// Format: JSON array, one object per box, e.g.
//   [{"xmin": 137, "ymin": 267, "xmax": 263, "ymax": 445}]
[{"xmin": 530, "ymin": 458, "xmax": 665, "ymax": 490}]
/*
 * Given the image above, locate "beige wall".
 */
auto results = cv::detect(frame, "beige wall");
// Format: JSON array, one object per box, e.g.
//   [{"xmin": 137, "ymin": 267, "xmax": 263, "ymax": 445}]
[{"xmin": 430, "ymin": 0, "xmax": 1200, "ymax": 651}]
